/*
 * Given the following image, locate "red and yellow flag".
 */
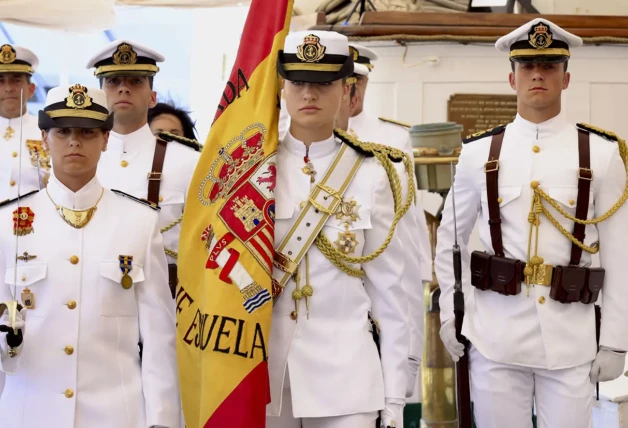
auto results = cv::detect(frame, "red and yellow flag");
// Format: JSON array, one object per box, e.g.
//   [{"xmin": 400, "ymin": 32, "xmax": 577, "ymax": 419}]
[{"xmin": 176, "ymin": 1, "xmax": 293, "ymax": 427}]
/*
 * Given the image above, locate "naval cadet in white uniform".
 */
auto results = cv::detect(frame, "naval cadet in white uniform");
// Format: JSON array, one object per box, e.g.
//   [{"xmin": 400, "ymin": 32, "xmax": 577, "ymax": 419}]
[
  {"xmin": 0, "ymin": 44, "xmax": 49, "ymax": 203},
  {"xmin": 0, "ymin": 84, "xmax": 180, "ymax": 427},
  {"xmin": 86, "ymin": 40, "xmax": 201, "ymax": 297},
  {"xmin": 436, "ymin": 19, "xmax": 628, "ymax": 427},
  {"xmin": 267, "ymin": 30, "xmax": 411, "ymax": 428}
]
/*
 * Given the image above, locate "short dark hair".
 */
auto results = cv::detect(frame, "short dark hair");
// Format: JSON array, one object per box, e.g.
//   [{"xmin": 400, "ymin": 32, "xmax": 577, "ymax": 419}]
[
  {"xmin": 511, "ymin": 61, "xmax": 568, "ymax": 72},
  {"xmin": 99, "ymin": 76, "xmax": 154, "ymax": 89},
  {"xmin": 349, "ymin": 82, "xmax": 357, "ymax": 100},
  {"xmin": 148, "ymin": 102, "xmax": 197, "ymax": 141}
]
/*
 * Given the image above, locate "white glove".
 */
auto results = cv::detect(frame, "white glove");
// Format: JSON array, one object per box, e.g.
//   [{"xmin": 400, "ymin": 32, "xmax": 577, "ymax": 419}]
[
  {"xmin": 405, "ymin": 356, "xmax": 421, "ymax": 398},
  {"xmin": 590, "ymin": 347, "xmax": 626, "ymax": 383},
  {"xmin": 0, "ymin": 307, "xmax": 26, "ymax": 359},
  {"xmin": 380, "ymin": 399, "xmax": 404, "ymax": 428},
  {"xmin": 439, "ymin": 318, "xmax": 464, "ymax": 362}
]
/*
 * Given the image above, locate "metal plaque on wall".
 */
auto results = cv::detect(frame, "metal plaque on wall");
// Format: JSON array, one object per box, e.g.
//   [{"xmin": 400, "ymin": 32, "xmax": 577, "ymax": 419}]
[{"xmin": 447, "ymin": 94, "xmax": 517, "ymax": 137}]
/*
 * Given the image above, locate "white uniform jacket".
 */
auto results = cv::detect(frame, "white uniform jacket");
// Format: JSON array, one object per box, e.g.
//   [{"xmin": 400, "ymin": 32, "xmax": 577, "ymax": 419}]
[
  {"xmin": 0, "ymin": 176, "xmax": 181, "ymax": 428},
  {"xmin": 435, "ymin": 113, "xmax": 628, "ymax": 370},
  {"xmin": 0, "ymin": 113, "xmax": 46, "ymax": 202},
  {"xmin": 267, "ymin": 133, "xmax": 409, "ymax": 417},
  {"xmin": 97, "ymin": 124, "xmax": 200, "ymax": 264}
]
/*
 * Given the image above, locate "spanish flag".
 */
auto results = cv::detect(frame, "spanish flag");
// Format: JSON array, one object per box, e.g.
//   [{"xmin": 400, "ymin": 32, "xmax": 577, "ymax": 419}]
[{"xmin": 176, "ymin": 1, "xmax": 293, "ymax": 426}]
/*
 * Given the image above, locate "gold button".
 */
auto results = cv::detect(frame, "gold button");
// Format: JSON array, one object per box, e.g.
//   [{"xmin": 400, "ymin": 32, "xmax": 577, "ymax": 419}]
[
  {"xmin": 120, "ymin": 160, "xmax": 129, "ymax": 167},
  {"xmin": 158, "ymin": 196, "xmax": 163, "ymax": 202},
  {"xmin": 9, "ymin": 180, "xmax": 15, "ymax": 186},
  {"xmin": 67, "ymin": 300, "xmax": 77, "ymax": 310},
  {"xmin": 11, "ymin": 151, "xmax": 17, "ymax": 158},
  {"xmin": 530, "ymin": 181, "xmax": 539, "ymax": 189},
  {"xmin": 569, "ymin": 199, "xmax": 576, "ymax": 206},
  {"xmin": 299, "ymin": 201, "xmax": 306, "ymax": 209},
  {"xmin": 290, "ymin": 311, "xmax": 298, "ymax": 320},
  {"xmin": 538, "ymin": 296, "xmax": 545, "ymax": 304},
  {"xmin": 69, "ymin": 255, "xmax": 79, "ymax": 265},
  {"xmin": 497, "ymin": 197, "xmax": 503, "ymax": 203},
  {"xmin": 533, "ymin": 146, "xmax": 540, "ymax": 153},
  {"xmin": 64, "ymin": 389, "xmax": 74, "ymax": 398},
  {"xmin": 64, "ymin": 346, "xmax": 74, "ymax": 355}
]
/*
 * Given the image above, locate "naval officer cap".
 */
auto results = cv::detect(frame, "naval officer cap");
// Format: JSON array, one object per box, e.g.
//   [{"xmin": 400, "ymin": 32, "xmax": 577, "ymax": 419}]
[
  {"xmin": 349, "ymin": 43, "xmax": 377, "ymax": 72},
  {"xmin": 278, "ymin": 31, "xmax": 354, "ymax": 83},
  {"xmin": 0, "ymin": 44, "xmax": 38, "ymax": 75},
  {"xmin": 86, "ymin": 39, "xmax": 164, "ymax": 77},
  {"xmin": 39, "ymin": 84, "xmax": 113, "ymax": 131},
  {"xmin": 495, "ymin": 18, "xmax": 583, "ymax": 63}
]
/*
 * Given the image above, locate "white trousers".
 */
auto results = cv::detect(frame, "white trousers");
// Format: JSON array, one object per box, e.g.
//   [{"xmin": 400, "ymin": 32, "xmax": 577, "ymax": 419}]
[
  {"xmin": 470, "ymin": 346, "xmax": 593, "ymax": 428},
  {"xmin": 267, "ymin": 369, "xmax": 379, "ymax": 428}
]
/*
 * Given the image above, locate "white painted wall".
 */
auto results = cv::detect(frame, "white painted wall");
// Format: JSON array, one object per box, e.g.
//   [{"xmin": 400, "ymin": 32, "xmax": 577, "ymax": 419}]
[{"xmin": 534, "ymin": 0, "xmax": 628, "ymax": 15}]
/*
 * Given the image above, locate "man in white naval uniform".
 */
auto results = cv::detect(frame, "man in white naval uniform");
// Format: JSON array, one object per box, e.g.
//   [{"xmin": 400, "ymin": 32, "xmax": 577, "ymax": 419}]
[
  {"xmin": 0, "ymin": 44, "xmax": 49, "ymax": 203},
  {"xmin": 86, "ymin": 39, "xmax": 201, "ymax": 298},
  {"xmin": 268, "ymin": 30, "xmax": 411, "ymax": 428},
  {"xmin": 347, "ymin": 43, "xmax": 432, "ymax": 398},
  {"xmin": 0, "ymin": 84, "xmax": 180, "ymax": 427},
  {"xmin": 436, "ymin": 19, "xmax": 628, "ymax": 427}
]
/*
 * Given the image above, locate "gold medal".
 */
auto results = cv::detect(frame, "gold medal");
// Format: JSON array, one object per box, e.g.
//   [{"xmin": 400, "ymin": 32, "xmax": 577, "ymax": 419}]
[
  {"xmin": 4, "ymin": 125, "xmax": 14, "ymax": 140},
  {"xmin": 21, "ymin": 287, "xmax": 35, "ymax": 309},
  {"xmin": 121, "ymin": 274, "xmax": 133, "ymax": 290}
]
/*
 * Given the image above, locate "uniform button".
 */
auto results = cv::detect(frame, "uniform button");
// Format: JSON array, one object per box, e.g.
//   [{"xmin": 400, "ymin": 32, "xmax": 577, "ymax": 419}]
[
  {"xmin": 21, "ymin": 276, "xmax": 26, "ymax": 282},
  {"xmin": 120, "ymin": 160, "xmax": 129, "ymax": 168},
  {"xmin": 64, "ymin": 346, "xmax": 74, "ymax": 355},
  {"xmin": 497, "ymin": 197, "xmax": 503, "ymax": 203},
  {"xmin": 67, "ymin": 300, "xmax": 77, "ymax": 310},
  {"xmin": 11, "ymin": 151, "xmax": 17, "ymax": 158},
  {"xmin": 64, "ymin": 389, "xmax": 74, "ymax": 398},
  {"xmin": 69, "ymin": 255, "xmax": 79, "ymax": 265},
  {"xmin": 538, "ymin": 296, "xmax": 545, "ymax": 304},
  {"xmin": 299, "ymin": 201, "xmax": 306, "ymax": 209},
  {"xmin": 290, "ymin": 311, "xmax": 298, "ymax": 320},
  {"xmin": 533, "ymin": 146, "xmax": 540, "ymax": 153},
  {"xmin": 569, "ymin": 199, "xmax": 576, "ymax": 206},
  {"xmin": 530, "ymin": 181, "xmax": 539, "ymax": 189},
  {"xmin": 9, "ymin": 180, "xmax": 15, "ymax": 186},
  {"xmin": 158, "ymin": 196, "xmax": 163, "ymax": 202}
]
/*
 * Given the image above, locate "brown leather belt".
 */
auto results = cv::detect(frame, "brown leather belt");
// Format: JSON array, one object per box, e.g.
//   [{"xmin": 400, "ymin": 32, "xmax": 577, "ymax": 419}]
[{"xmin": 147, "ymin": 139, "xmax": 168, "ymax": 205}]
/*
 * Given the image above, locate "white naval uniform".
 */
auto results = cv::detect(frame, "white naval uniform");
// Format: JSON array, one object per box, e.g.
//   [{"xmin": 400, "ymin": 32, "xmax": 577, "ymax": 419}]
[
  {"xmin": 435, "ymin": 113, "xmax": 628, "ymax": 427},
  {"xmin": 0, "ymin": 113, "xmax": 45, "ymax": 202},
  {"xmin": 0, "ymin": 176, "xmax": 181, "ymax": 428},
  {"xmin": 96, "ymin": 124, "xmax": 200, "ymax": 265},
  {"xmin": 266, "ymin": 133, "xmax": 409, "ymax": 424},
  {"xmin": 349, "ymin": 110, "xmax": 430, "ymax": 394}
]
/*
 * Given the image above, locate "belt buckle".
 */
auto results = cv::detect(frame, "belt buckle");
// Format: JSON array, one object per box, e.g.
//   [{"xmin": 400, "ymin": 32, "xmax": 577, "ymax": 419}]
[
  {"xmin": 578, "ymin": 168, "xmax": 593, "ymax": 181},
  {"xmin": 147, "ymin": 172, "xmax": 162, "ymax": 181},
  {"xmin": 533, "ymin": 264, "xmax": 554, "ymax": 286},
  {"xmin": 484, "ymin": 160, "xmax": 499, "ymax": 173}
]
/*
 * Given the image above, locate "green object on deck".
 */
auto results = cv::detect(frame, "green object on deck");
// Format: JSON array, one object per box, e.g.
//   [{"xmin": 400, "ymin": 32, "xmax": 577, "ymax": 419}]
[{"xmin": 403, "ymin": 402, "xmax": 537, "ymax": 428}]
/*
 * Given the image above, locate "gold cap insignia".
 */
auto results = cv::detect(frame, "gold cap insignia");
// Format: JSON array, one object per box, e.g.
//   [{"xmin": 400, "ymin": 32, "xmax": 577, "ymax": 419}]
[
  {"xmin": 66, "ymin": 84, "xmax": 93, "ymax": 110},
  {"xmin": 0, "ymin": 45, "xmax": 16, "ymax": 64},
  {"xmin": 113, "ymin": 43, "xmax": 137, "ymax": 66},
  {"xmin": 297, "ymin": 34, "xmax": 326, "ymax": 63},
  {"xmin": 349, "ymin": 46, "xmax": 359, "ymax": 61},
  {"xmin": 528, "ymin": 22, "xmax": 553, "ymax": 50}
]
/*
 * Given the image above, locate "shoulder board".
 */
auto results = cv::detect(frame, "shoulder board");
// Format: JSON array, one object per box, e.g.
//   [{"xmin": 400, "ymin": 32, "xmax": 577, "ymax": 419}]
[
  {"xmin": 378, "ymin": 117, "xmax": 411, "ymax": 128},
  {"xmin": 463, "ymin": 125, "xmax": 506, "ymax": 144},
  {"xmin": 158, "ymin": 131, "xmax": 202, "ymax": 152},
  {"xmin": 0, "ymin": 189, "xmax": 39, "ymax": 208},
  {"xmin": 334, "ymin": 129, "xmax": 405, "ymax": 163},
  {"xmin": 111, "ymin": 189, "xmax": 160, "ymax": 211},
  {"xmin": 576, "ymin": 123, "xmax": 618, "ymax": 142}
]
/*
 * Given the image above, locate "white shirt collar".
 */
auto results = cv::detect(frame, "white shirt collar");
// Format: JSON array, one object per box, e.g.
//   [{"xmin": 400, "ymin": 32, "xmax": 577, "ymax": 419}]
[
  {"xmin": 108, "ymin": 123, "xmax": 154, "ymax": 153},
  {"xmin": 512, "ymin": 112, "xmax": 569, "ymax": 139},
  {"xmin": 281, "ymin": 132, "xmax": 339, "ymax": 159},
  {"xmin": 46, "ymin": 174, "xmax": 103, "ymax": 210},
  {"xmin": 0, "ymin": 111, "xmax": 34, "ymax": 128}
]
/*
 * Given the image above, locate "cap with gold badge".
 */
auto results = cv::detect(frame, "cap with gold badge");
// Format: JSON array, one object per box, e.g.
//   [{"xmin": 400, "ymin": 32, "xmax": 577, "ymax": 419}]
[
  {"xmin": 349, "ymin": 43, "xmax": 377, "ymax": 73},
  {"xmin": 85, "ymin": 39, "xmax": 164, "ymax": 78},
  {"xmin": 38, "ymin": 84, "xmax": 113, "ymax": 130},
  {"xmin": 495, "ymin": 18, "xmax": 583, "ymax": 63},
  {"xmin": 278, "ymin": 30, "xmax": 353, "ymax": 83},
  {"xmin": 0, "ymin": 44, "xmax": 38, "ymax": 75}
]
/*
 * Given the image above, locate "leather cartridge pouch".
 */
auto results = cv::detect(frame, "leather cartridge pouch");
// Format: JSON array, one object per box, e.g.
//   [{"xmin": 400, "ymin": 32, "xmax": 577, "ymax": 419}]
[
  {"xmin": 489, "ymin": 256, "xmax": 522, "ymax": 296},
  {"xmin": 470, "ymin": 251, "xmax": 492, "ymax": 290},
  {"xmin": 550, "ymin": 266, "xmax": 587, "ymax": 303},
  {"xmin": 581, "ymin": 268, "xmax": 605, "ymax": 304}
]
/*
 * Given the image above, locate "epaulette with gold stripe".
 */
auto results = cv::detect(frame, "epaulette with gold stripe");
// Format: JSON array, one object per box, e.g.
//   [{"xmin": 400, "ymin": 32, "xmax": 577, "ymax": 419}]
[
  {"xmin": 576, "ymin": 123, "xmax": 619, "ymax": 142},
  {"xmin": 463, "ymin": 125, "xmax": 506, "ymax": 144},
  {"xmin": 0, "ymin": 190, "xmax": 39, "ymax": 208},
  {"xmin": 111, "ymin": 189, "xmax": 160, "ymax": 211},
  {"xmin": 334, "ymin": 128, "xmax": 405, "ymax": 163},
  {"xmin": 158, "ymin": 131, "xmax": 202, "ymax": 152},
  {"xmin": 378, "ymin": 117, "xmax": 411, "ymax": 128}
]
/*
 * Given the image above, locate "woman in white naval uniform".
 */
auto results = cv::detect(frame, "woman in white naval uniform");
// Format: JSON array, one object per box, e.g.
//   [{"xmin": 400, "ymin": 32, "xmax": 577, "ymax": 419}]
[
  {"xmin": 0, "ymin": 84, "xmax": 180, "ymax": 428},
  {"xmin": 267, "ymin": 30, "xmax": 410, "ymax": 428}
]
